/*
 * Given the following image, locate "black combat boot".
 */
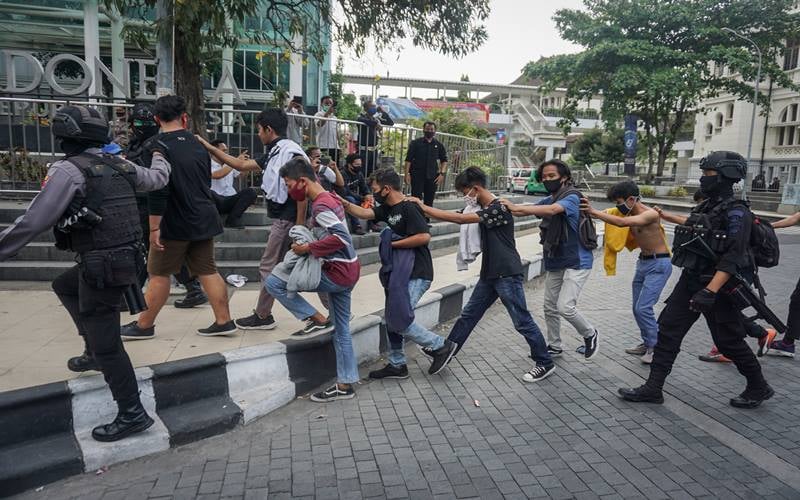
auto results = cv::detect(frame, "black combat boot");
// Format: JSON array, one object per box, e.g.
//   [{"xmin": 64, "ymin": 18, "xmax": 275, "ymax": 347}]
[
  {"xmin": 174, "ymin": 279, "xmax": 208, "ymax": 308},
  {"xmin": 91, "ymin": 395, "xmax": 155, "ymax": 442},
  {"xmin": 618, "ymin": 385, "xmax": 664, "ymax": 404},
  {"xmin": 730, "ymin": 384, "xmax": 774, "ymax": 409},
  {"xmin": 67, "ymin": 350, "xmax": 100, "ymax": 372}
]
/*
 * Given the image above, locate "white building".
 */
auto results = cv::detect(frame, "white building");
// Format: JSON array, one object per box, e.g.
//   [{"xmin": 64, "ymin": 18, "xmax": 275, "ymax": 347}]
[{"xmin": 688, "ymin": 40, "xmax": 800, "ymax": 211}]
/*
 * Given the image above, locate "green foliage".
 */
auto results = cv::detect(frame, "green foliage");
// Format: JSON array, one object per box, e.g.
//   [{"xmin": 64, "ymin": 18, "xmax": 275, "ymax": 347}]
[
  {"xmin": 668, "ymin": 186, "xmax": 688, "ymax": 197},
  {"xmin": 458, "ymin": 74, "xmax": 471, "ymax": 101},
  {"xmin": 526, "ymin": 0, "xmax": 800, "ymax": 177},
  {"xmin": 408, "ymin": 108, "xmax": 490, "ymax": 139},
  {"xmin": 570, "ymin": 128, "xmax": 625, "ymax": 166},
  {"xmin": 104, "ymin": 0, "xmax": 490, "ymax": 132},
  {"xmin": 0, "ymin": 150, "xmax": 48, "ymax": 183},
  {"xmin": 329, "ymin": 59, "xmax": 362, "ymax": 121},
  {"xmin": 639, "ymin": 186, "xmax": 656, "ymax": 197}
]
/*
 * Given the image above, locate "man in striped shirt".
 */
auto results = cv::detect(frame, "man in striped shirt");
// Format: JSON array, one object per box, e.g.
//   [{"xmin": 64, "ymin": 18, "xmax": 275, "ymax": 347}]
[{"xmin": 265, "ymin": 157, "xmax": 361, "ymax": 402}]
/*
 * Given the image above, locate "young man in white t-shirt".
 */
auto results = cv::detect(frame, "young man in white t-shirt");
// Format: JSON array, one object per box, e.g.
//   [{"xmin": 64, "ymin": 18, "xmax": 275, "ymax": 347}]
[{"xmin": 209, "ymin": 139, "xmax": 259, "ymax": 229}]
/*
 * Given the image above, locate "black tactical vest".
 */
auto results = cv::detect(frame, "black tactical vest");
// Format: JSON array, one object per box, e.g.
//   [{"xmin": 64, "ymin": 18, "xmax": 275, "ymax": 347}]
[
  {"xmin": 57, "ymin": 153, "xmax": 142, "ymax": 253},
  {"xmin": 671, "ymin": 197, "xmax": 740, "ymax": 273}
]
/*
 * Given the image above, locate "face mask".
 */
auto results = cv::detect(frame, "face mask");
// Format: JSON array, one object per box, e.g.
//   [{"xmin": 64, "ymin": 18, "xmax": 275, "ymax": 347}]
[
  {"xmin": 463, "ymin": 188, "xmax": 479, "ymax": 208},
  {"xmin": 373, "ymin": 188, "xmax": 387, "ymax": 205},
  {"xmin": 368, "ymin": 107, "xmax": 377, "ymax": 115},
  {"xmin": 322, "ymin": 105, "xmax": 330, "ymax": 112},
  {"xmin": 615, "ymin": 196, "xmax": 639, "ymax": 216},
  {"xmin": 699, "ymin": 175, "xmax": 720, "ymax": 195},
  {"xmin": 288, "ymin": 182, "xmax": 306, "ymax": 202},
  {"xmin": 543, "ymin": 179, "xmax": 562, "ymax": 194},
  {"xmin": 423, "ymin": 131, "xmax": 435, "ymax": 139}
]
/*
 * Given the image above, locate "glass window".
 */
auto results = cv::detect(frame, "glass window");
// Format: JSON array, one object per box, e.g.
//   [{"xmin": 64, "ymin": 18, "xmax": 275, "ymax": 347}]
[
  {"xmin": 792, "ymin": 104, "xmax": 798, "ymax": 122},
  {"xmin": 233, "ymin": 50, "xmax": 245, "ymax": 89},
  {"xmin": 245, "ymin": 50, "xmax": 261, "ymax": 90},
  {"xmin": 787, "ymin": 126, "xmax": 795, "ymax": 146},
  {"xmin": 261, "ymin": 52, "xmax": 278, "ymax": 89},
  {"xmin": 784, "ymin": 37, "xmax": 799, "ymax": 71},
  {"xmin": 278, "ymin": 56, "xmax": 290, "ymax": 90}
]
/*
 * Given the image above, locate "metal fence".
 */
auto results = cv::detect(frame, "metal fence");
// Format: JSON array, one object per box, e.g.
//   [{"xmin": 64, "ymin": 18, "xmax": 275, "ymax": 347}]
[{"xmin": 0, "ymin": 97, "xmax": 508, "ymax": 195}]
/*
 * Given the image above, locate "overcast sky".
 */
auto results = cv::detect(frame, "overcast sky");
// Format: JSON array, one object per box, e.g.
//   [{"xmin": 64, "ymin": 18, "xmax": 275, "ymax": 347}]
[{"xmin": 333, "ymin": 0, "xmax": 585, "ymax": 97}]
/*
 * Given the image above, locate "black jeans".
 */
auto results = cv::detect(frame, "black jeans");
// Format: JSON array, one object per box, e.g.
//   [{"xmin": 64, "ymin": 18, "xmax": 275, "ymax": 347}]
[
  {"xmin": 646, "ymin": 271, "xmax": 767, "ymax": 392},
  {"xmin": 410, "ymin": 172, "xmax": 437, "ymax": 208},
  {"xmin": 787, "ymin": 276, "xmax": 800, "ymax": 342},
  {"xmin": 52, "ymin": 265, "xmax": 139, "ymax": 402},
  {"xmin": 213, "ymin": 189, "xmax": 258, "ymax": 222}
]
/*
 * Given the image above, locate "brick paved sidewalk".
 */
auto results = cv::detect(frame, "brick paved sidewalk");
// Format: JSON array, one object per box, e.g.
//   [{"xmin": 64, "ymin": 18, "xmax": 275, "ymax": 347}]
[{"xmin": 15, "ymin": 234, "xmax": 800, "ymax": 500}]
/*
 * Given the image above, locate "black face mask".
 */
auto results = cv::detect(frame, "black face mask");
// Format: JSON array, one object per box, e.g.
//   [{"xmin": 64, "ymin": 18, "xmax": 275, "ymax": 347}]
[
  {"xmin": 132, "ymin": 125, "xmax": 158, "ymax": 141},
  {"xmin": 699, "ymin": 175, "xmax": 720, "ymax": 195},
  {"xmin": 543, "ymin": 179, "xmax": 563, "ymax": 194},
  {"xmin": 616, "ymin": 202, "xmax": 632, "ymax": 215},
  {"xmin": 423, "ymin": 131, "xmax": 435, "ymax": 139},
  {"xmin": 59, "ymin": 138, "xmax": 90, "ymax": 157},
  {"xmin": 373, "ymin": 188, "xmax": 387, "ymax": 205}
]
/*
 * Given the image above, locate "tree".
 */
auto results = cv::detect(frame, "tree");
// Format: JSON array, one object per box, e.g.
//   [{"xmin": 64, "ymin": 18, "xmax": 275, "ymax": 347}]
[
  {"xmin": 329, "ymin": 59, "xmax": 362, "ymax": 121},
  {"xmin": 408, "ymin": 107, "xmax": 490, "ymax": 139},
  {"xmin": 458, "ymin": 74, "xmax": 471, "ymax": 101},
  {"xmin": 105, "ymin": 0, "xmax": 490, "ymax": 134},
  {"xmin": 525, "ymin": 0, "xmax": 800, "ymax": 177},
  {"xmin": 570, "ymin": 128, "xmax": 603, "ymax": 167}
]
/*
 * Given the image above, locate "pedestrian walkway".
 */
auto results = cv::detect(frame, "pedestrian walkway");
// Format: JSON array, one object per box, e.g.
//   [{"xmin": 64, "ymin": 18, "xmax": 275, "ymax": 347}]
[
  {"xmin": 17, "ymin": 233, "xmax": 800, "ymax": 499},
  {"xmin": 0, "ymin": 232, "xmax": 542, "ymax": 392}
]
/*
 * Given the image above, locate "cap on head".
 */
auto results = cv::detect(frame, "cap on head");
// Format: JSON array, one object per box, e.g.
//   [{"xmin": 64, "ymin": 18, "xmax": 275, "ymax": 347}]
[
  {"xmin": 52, "ymin": 105, "xmax": 110, "ymax": 145},
  {"xmin": 699, "ymin": 151, "xmax": 747, "ymax": 181}
]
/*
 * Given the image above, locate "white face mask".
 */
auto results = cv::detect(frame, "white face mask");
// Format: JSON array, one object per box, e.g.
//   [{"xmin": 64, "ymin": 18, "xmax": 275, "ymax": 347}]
[{"xmin": 463, "ymin": 188, "xmax": 479, "ymax": 208}]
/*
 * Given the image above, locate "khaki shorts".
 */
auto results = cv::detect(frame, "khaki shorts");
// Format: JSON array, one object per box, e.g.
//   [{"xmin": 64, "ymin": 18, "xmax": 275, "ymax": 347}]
[{"xmin": 147, "ymin": 238, "xmax": 217, "ymax": 277}]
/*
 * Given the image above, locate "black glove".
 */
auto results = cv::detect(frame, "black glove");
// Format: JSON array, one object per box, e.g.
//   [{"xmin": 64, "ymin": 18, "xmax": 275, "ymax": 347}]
[
  {"xmin": 689, "ymin": 288, "xmax": 717, "ymax": 313},
  {"xmin": 144, "ymin": 138, "xmax": 168, "ymax": 157}
]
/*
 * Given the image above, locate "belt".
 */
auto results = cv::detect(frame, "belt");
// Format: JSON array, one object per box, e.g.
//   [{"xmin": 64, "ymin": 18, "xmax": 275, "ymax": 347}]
[{"xmin": 639, "ymin": 253, "xmax": 671, "ymax": 260}]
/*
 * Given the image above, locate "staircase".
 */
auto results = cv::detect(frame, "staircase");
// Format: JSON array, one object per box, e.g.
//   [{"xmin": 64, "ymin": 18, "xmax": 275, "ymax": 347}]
[{"xmin": 0, "ymin": 197, "xmax": 539, "ymax": 282}]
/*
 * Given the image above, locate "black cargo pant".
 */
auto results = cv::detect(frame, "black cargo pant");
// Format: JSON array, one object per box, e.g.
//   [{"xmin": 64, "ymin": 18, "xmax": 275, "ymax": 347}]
[
  {"xmin": 410, "ymin": 170, "xmax": 438, "ymax": 208},
  {"xmin": 645, "ymin": 271, "xmax": 768, "ymax": 392},
  {"xmin": 52, "ymin": 265, "xmax": 139, "ymax": 403},
  {"xmin": 787, "ymin": 276, "xmax": 800, "ymax": 342}
]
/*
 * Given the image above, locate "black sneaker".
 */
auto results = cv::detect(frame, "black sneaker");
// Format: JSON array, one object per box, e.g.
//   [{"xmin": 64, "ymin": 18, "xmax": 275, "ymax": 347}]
[
  {"xmin": 120, "ymin": 321, "xmax": 155, "ymax": 341},
  {"xmin": 369, "ymin": 364, "xmax": 410, "ymax": 379},
  {"xmin": 294, "ymin": 319, "xmax": 333, "ymax": 336},
  {"xmin": 547, "ymin": 345, "xmax": 563, "ymax": 357},
  {"xmin": 174, "ymin": 290, "xmax": 208, "ymax": 308},
  {"xmin": 67, "ymin": 351, "xmax": 100, "ymax": 372},
  {"xmin": 522, "ymin": 364, "xmax": 555, "ymax": 383},
  {"xmin": 310, "ymin": 384, "xmax": 355, "ymax": 402},
  {"xmin": 235, "ymin": 312, "xmax": 277, "ymax": 330},
  {"xmin": 198, "ymin": 320, "xmax": 238, "ymax": 337},
  {"xmin": 730, "ymin": 385, "xmax": 775, "ymax": 409},
  {"xmin": 618, "ymin": 385, "xmax": 664, "ymax": 404},
  {"xmin": 418, "ymin": 345, "xmax": 434, "ymax": 360},
  {"xmin": 583, "ymin": 330, "xmax": 599, "ymax": 359},
  {"xmin": 429, "ymin": 340, "xmax": 458, "ymax": 375}
]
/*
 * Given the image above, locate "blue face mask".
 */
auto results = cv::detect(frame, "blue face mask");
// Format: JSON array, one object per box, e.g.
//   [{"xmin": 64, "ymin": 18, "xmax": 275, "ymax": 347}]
[{"xmin": 368, "ymin": 107, "xmax": 377, "ymax": 115}]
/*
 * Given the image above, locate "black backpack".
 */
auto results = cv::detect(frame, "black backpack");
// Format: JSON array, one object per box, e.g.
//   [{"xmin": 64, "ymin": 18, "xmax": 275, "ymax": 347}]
[
  {"xmin": 558, "ymin": 188, "xmax": 598, "ymax": 250},
  {"xmin": 750, "ymin": 215, "xmax": 780, "ymax": 268}
]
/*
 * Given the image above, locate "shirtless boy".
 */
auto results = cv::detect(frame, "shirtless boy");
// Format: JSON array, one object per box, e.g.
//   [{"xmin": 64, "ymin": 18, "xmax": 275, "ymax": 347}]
[{"xmin": 581, "ymin": 181, "xmax": 672, "ymax": 364}]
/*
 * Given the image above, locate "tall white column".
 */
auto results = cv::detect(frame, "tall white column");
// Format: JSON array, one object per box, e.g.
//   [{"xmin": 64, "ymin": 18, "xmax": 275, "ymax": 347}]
[
  {"xmin": 83, "ymin": 0, "xmax": 100, "ymax": 99},
  {"xmin": 110, "ymin": 6, "xmax": 125, "ymax": 99},
  {"xmin": 288, "ymin": 35, "xmax": 303, "ymax": 102}
]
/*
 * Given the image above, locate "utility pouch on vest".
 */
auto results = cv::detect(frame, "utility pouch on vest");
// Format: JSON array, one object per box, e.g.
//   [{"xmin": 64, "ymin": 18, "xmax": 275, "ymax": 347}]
[
  {"xmin": 708, "ymin": 229, "xmax": 728, "ymax": 253},
  {"xmin": 78, "ymin": 247, "xmax": 138, "ymax": 289}
]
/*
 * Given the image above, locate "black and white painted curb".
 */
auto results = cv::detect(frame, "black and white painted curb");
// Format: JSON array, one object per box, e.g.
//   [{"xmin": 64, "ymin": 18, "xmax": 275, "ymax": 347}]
[{"xmin": 0, "ymin": 255, "xmax": 543, "ymax": 497}]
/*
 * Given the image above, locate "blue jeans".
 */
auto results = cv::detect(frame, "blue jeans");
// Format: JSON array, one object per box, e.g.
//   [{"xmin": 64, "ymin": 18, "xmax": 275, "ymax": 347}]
[
  {"xmin": 265, "ymin": 272, "xmax": 359, "ymax": 384},
  {"xmin": 386, "ymin": 279, "xmax": 446, "ymax": 367},
  {"xmin": 632, "ymin": 257, "xmax": 673, "ymax": 348},
  {"xmin": 448, "ymin": 275, "xmax": 552, "ymax": 367}
]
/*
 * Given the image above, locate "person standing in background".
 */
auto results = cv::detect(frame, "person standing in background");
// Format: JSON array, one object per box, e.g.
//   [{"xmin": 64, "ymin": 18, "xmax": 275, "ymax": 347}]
[
  {"xmin": 315, "ymin": 96, "xmax": 340, "ymax": 166},
  {"xmin": 286, "ymin": 95, "xmax": 309, "ymax": 146},
  {"xmin": 404, "ymin": 121, "xmax": 448, "ymax": 216}
]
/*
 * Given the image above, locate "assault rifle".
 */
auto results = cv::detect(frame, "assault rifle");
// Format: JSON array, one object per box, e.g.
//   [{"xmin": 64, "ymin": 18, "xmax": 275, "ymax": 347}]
[{"xmin": 680, "ymin": 235, "xmax": 787, "ymax": 333}]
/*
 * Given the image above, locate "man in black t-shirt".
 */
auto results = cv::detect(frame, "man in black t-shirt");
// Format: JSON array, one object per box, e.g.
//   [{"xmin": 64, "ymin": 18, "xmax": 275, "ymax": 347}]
[
  {"xmin": 121, "ymin": 95, "xmax": 236, "ymax": 340},
  {"xmin": 403, "ymin": 121, "xmax": 448, "ymax": 209},
  {"xmin": 340, "ymin": 168, "xmax": 457, "ymax": 377},
  {"xmin": 411, "ymin": 167, "xmax": 555, "ymax": 382}
]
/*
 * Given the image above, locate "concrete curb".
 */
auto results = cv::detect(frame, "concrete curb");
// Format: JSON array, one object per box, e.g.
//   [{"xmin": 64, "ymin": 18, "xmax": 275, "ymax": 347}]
[{"xmin": 0, "ymin": 252, "xmax": 546, "ymax": 496}]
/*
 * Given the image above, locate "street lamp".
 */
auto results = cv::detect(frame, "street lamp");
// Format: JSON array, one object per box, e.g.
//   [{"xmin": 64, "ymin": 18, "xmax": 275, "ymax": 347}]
[{"xmin": 722, "ymin": 27, "xmax": 762, "ymax": 201}]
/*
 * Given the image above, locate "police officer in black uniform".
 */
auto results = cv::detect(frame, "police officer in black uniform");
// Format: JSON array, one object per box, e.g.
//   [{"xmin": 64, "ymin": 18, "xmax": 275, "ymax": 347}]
[
  {"xmin": 619, "ymin": 151, "xmax": 774, "ymax": 409},
  {"xmin": 124, "ymin": 103, "xmax": 208, "ymax": 311},
  {"xmin": 0, "ymin": 105, "xmax": 171, "ymax": 441}
]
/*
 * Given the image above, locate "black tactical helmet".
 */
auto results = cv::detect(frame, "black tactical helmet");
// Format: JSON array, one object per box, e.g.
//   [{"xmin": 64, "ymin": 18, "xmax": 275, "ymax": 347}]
[
  {"xmin": 129, "ymin": 102, "xmax": 159, "ymax": 140},
  {"xmin": 699, "ymin": 151, "xmax": 747, "ymax": 181},
  {"xmin": 52, "ymin": 105, "xmax": 110, "ymax": 144}
]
